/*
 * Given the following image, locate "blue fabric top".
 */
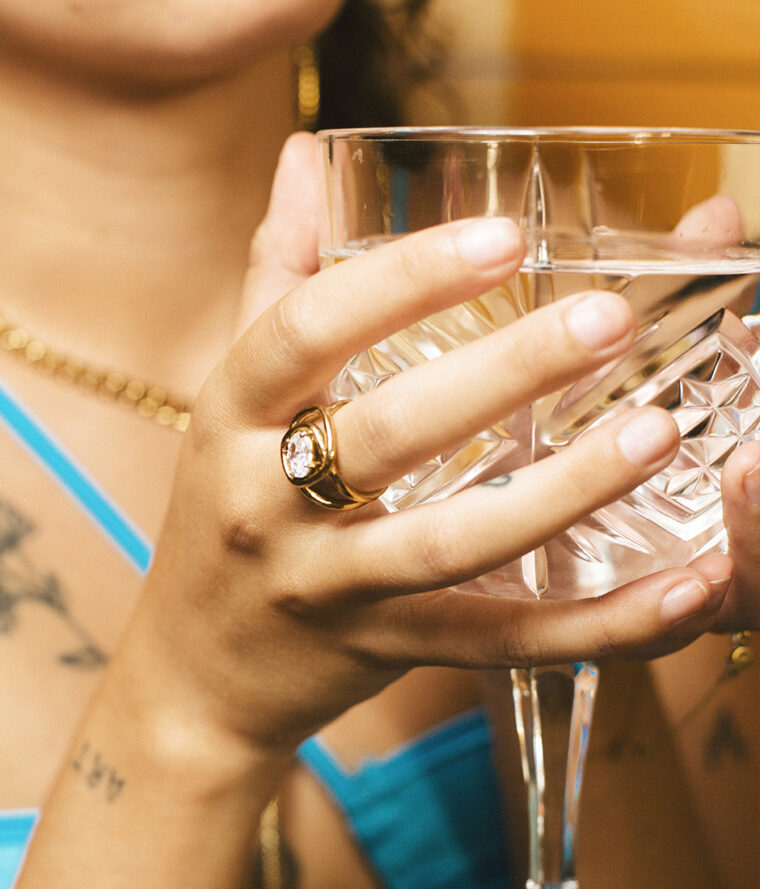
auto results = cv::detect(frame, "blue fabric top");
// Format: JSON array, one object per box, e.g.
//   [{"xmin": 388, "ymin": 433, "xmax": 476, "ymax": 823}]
[
  {"xmin": 0, "ymin": 379, "xmax": 512, "ymax": 889},
  {"xmin": 299, "ymin": 710, "xmax": 513, "ymax": 889}
]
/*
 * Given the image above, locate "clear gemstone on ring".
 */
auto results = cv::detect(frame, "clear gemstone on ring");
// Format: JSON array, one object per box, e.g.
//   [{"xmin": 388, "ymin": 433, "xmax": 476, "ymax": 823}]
[{"xmin": 284, "ymin": 429, "xmax": 317, "ymax": 479}]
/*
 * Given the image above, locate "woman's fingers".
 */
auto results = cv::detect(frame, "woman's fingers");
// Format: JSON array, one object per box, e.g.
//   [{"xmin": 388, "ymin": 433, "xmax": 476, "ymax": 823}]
[
  {"xmin": 717, "ymin": 440, "xmax": 760, "ymax": 630},
  {"xmin": 348, "ymin": 557, "xmax": 732, "ymax": 670},
  {"xmin": 230, "ymin": 216, "xmax": 525, "ymax": 420},
  {"xmin": 343, "ymin": 406, "xmax": 680, "ymax": 595},
  {"xmin": 333, "ymin": 289, "xmax": 635, "ymax": 493},
  {"xmin": 672, "ymin": 194, "xmax": 744, "ymax": 247}
]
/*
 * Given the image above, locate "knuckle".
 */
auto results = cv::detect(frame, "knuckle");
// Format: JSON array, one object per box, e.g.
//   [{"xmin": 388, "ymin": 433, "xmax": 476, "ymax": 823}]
[
  {"xmin": 554, "ymin": 438, "xmax": 628, "ymax": 512},
  {"xmin": 395, "ymin": 237, "xmax": 432, "ymax": 291},
  {"xmin": 342, "ymin": 635, "xmax": 406, "ymax": 672},
  {"xmin": 494, "ymin": 615, "xmax": 542, "ymax": 667},
  {"xmin": 353, "ymin": 397, "xmax": 414, "ymax": 473},
  {"xmin": 560, "ymin": 463, "xmax": 597, "ymax": 507},
  {"xmin": 541, "ymin": 454, "xmax": 594, "ymax": 515},
  {"xmin": 582, "ymin": 597, "xmax": 623, "ymax": 657},
  {"xmin": 269, "ymin": 294, "xmax": 313, "ymax": 370},
  {"xmin": 499, "ymin": 327, "xmax": 541, "ymax": 389},
  {"xmin": 261, "ymin": 557, "xmax": 331, "ymax": 621},
  {"xmin": 504, "ymin": 310, "xmax": 580, "ymax": 390},
  {"xmin": 219, "ymin": 501, "xmax": 267, "ymax": 556},
  {"xmin": 415, "ymin": 515, "xmax": 468, "ymax": 586},
  {"xmin": 341, "ymin": 602, "xmax": 420, "ymax": 672},
  {"xmin": 270, "ymin": 587, "xmax": 325, "ymax": 621},
  {"xmin": 186, "ymin": 376, "xmax": 236, "ymax": 447},
  {"xmin": 268, "ymin": 540, "xmax": 347, "ymax": 620}
]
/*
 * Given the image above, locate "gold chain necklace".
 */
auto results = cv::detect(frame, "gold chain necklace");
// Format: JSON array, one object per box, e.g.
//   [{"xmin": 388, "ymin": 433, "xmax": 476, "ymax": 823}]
[{"xmin": 0, "ymin": 310, "xmax": 192, "ymax": 432}]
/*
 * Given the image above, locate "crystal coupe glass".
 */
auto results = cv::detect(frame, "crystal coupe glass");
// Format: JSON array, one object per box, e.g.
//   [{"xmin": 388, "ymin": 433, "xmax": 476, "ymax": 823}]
[{"xmin": 317, "ymin": 127, "xmax": 760, "ymax": 889}]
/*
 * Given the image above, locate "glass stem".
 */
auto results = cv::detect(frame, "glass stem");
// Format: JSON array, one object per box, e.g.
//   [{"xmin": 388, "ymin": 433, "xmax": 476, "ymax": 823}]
[{"xmin": 510, "ymin": 662, "xmax": 600, "ymax": 889}]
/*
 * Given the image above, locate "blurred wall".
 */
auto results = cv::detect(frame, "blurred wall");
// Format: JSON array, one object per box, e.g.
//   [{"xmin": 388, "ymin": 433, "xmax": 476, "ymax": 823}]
[
  {"xmin": 407, "ymin": 0, "xmax": 511, "ymax": 123},
  {"xmin": 417, "ymin": 0, "xmax": 760, "ymax": 129}
]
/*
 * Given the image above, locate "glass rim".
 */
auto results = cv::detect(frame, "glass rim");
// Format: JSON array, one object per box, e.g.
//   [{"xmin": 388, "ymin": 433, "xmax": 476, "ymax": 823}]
[{"xmin": 316, "ymin": 125, "xmax": 760, "ymax": 144}]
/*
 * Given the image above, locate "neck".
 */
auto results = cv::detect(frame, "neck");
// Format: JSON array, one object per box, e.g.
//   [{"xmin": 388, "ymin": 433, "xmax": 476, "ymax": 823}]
[{"xmin": 0, "ymin": 49, "xmax": 294, "ymax": 395}]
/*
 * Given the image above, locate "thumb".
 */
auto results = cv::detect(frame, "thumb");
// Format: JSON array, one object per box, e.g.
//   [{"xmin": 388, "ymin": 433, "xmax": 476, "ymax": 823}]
[
  {"xmin": 237, "ymin": 132, "xmax": 321, "ymax": 335},
  {"xmin": 718, "ymin": 440, "xmax": 760, "ymax": 630}
]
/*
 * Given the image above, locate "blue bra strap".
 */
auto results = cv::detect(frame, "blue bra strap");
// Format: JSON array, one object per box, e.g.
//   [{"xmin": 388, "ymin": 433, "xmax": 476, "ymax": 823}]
[
  {"xmin": 0, "ymin": 811, "xmax": 37, "ymax": 889},
  {"xmin": 296, "ymin": 736, "xmax": 352, "ymax": 798},
  {"xmin": 0, "ymin": 381, "xmax": 152, "ymax": 574}
]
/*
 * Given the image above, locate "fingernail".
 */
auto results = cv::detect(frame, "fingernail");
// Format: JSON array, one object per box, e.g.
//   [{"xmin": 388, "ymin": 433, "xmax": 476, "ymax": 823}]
[
  {"xmin": 660, "ymin": 579, "xmax": 709, "ymax": 624},
  {"xmin": 743, "ymin": 463, "xmax": 760, "ymax": 507},
  {"xmin": 617, "ymin": 410, "xmax": 678, "ymax": 467},
  {"xmin": 565, "ymin": 292, "xmax": 634, "ymax": 350},
  {"xmin": 454, "ymin": 218, "xmax": 520, "ymax": 269},
  {"xmin": 707, "ymin": 575, "xmax": 733, "ymax": 603}
]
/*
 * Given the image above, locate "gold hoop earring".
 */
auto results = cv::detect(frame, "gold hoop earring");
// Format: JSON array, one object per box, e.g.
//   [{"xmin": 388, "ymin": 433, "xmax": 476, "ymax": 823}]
[{"xmin": 293, "ymin": 42, "xmax": 320, "ymax": 131}]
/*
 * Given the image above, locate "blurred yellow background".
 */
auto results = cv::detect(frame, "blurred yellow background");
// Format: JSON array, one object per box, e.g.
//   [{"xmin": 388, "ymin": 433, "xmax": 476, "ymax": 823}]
[{"xmin": 420, "ymin": 0, "xmax": 760, "ymax": 129}]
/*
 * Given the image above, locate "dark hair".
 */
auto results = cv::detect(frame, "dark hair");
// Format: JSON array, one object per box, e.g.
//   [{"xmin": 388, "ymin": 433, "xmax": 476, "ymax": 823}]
[{"xmin": 314, "ymin": 0, "xmax": 442, "ymax": 129}]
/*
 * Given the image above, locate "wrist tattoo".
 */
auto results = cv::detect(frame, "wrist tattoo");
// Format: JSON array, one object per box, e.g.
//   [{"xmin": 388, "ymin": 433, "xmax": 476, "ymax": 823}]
[{"xmin": 71, "ymin": 741, "xmax": 126, "ymax": 802}]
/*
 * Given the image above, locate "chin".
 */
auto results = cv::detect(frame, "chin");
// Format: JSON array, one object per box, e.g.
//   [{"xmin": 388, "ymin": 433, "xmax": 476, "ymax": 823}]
[{"xmin": 0, "ymin": 0, "xmax": 343, "ymax": 89}]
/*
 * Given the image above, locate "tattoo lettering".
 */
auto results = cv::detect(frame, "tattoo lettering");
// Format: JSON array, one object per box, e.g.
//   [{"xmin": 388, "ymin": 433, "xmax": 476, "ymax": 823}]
[
  {"xmin": 71, "ymin": 741, "xmax": 125, "ymax": 802},
  {"xmin": 0, "ymin": 499, "xmax": 107, "ymax": 668}
]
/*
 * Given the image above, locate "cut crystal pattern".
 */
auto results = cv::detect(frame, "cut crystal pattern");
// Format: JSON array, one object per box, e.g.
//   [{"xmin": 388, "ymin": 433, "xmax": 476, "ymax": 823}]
[
  {"xmin": 542, "ymin": 331, "xmax": 760, "ymax": 596},
  {"xmin": 626, "ymin": 335, "xmax": 760, "ymax": 538},
  {"xmin": 334, "ymin": 322, "xmax": 760, "ymax": 600},
  {"xmin": 330, "ymin": 297, "xmax": 527, "ymax": 511}
]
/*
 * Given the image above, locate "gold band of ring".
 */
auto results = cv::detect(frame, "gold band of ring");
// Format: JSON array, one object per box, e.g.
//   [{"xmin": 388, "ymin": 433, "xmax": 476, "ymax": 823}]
[{"xmin": 280, "ymin": 402, "xmax": 387, "ymax": 510}]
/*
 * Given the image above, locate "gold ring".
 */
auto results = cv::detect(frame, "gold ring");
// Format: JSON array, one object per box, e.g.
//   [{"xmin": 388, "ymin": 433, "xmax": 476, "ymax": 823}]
[{"xmin": 280, "ymin": 402, "xmax": 387, "ymax": 510}]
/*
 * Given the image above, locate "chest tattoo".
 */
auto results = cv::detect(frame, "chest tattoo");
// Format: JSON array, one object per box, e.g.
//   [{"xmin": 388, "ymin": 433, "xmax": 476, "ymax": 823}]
[
  {"xmin": 703, "ymin": 706, "xmax": 748, "ymax": 770},
  {"xmin": 0, "ymin": 499, "xmax": 107, "ymax": 668}
]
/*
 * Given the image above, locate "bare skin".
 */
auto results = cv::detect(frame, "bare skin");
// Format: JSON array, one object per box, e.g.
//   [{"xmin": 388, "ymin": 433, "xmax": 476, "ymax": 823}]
[{"xmin": 0, "ymin": 4, "xmax": 756, "ymax": 888}]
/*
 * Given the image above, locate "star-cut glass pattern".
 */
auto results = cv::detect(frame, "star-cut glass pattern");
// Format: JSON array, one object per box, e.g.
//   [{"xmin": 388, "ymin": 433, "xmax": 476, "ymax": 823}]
[{"xmin": 623, "ymin": 334, "xmax": 760, "ymax": 541}]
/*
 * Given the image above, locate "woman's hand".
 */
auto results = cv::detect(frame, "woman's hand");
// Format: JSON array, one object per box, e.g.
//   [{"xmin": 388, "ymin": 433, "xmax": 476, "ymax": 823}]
[
  {"xmin": 18, "ymin": 134, "xmax": 739, "ymax": 889},
  {"xmin": 129, "ymin": 134, "xmax": 732, "ymax": 756},
  {"xmin": 716, "ymin": 315, "xmax": 760, "ymax": 632},
  {"xmin": 672, "ymin": 309, "xmax": 760, "ymax": 634},
  {"xmin": 719, "ymin": 441, "xmax": 760, "ymax": 630}
]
